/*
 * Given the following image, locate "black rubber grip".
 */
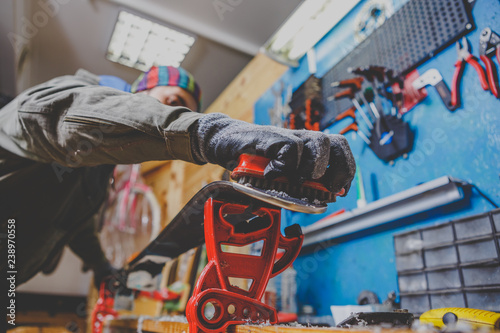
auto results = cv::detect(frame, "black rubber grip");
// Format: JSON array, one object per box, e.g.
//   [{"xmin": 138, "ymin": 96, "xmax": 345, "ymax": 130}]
[{"xmin": 434, "ymin": 79, "xmax": 457, "ymax": 111}]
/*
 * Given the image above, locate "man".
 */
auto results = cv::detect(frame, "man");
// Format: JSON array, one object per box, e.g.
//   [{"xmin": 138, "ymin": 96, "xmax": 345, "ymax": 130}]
[{"xmin": 0, "ymin": 65, "xmax": 355, "ymax": 286}]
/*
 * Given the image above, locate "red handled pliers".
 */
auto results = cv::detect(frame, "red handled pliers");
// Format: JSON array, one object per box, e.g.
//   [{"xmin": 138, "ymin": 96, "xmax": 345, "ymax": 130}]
[
  {"xmin": 451, "ymin": 37, "xmax": 489, "ymax": 107},
  {"xmin": 479, "ymin": 27, "xmax": 500, "ymax": 98}
]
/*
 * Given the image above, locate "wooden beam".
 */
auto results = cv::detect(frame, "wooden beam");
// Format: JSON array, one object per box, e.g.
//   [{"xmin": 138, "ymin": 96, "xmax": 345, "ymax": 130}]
[
  {"xmin": 14, "ymin": 311, "xmax": 86, "ymax": 332},
  {"xmin": 204, "ymin": 52, "xmax": 288, "ymax": 123},
  {"xmin": 9, "ymin": 328, "xmax": 72, "ymax": 333},
  {"xmin": 107, "ymin": 318, "xmax": 189, "ymax": 333}
]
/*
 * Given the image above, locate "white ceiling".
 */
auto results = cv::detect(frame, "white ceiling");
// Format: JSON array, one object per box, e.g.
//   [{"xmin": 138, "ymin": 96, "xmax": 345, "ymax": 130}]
[{"xmin": 0, "ymin": 0, "xmax": 302, "ymax": 110}]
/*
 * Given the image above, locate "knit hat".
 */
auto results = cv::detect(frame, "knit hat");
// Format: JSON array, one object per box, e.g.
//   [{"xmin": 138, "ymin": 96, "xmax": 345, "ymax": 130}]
[{"xmin": 130, "ymin": 66, "xmax": 202, "ymax": 110}]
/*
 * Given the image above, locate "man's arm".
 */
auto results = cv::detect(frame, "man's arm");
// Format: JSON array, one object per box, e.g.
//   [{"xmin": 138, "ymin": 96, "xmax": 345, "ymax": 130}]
[
  {"xmin": 0, "ymin": 69, "xmax": 356, "ymax": 194},
  {"xmin": 0, "ymin": 69, "xmax": 204, "ymax": 168}
]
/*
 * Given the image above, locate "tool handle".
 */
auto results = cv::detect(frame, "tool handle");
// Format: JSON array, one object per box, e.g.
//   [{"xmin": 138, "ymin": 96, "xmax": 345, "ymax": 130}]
[
  {"xmin": 480, "ymin": 54, "xmax": 499, "ymax": 98},
  {"xmin": 465, "ymin": 54, "xmax": 490, "ymax": 91},
  {"xmin": 451, "ymin": 60, "xmax": 464, "ymax": 107},
  {"xmin": 323, "ymin": 107, "xmax": 356, "ymax": 128},
  {"xmin": 304, "ymin": 98, "xmax": 320, "ymax": 131},
  {"xmin": 434, "ymin": 79, "xmax": 457, "ymax": 111},
  {"xmin": 335, "ymin": 106, "xmax": 357, "ymax": 121},
  {"xmin": 334, "ymin": 77, "xmax": 364, "ymax": 91},
  {"xmin": 334, "ymin": 88, "xmax": 354, "ymax": 100},
  {"xmin": 340, "ymin": 122, "xmax": 358, "ymax": 135}
]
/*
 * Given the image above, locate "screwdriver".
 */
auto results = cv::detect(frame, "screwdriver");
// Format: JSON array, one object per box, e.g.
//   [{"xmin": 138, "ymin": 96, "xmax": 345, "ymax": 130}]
[
  {"xmin": 339, "ymin": 122, "xmax": 371, "ymax": 144},
  {"xmin": 363, "ymin": 87, "xmax": 381, "ymax": 119},
  {"xmin": 329, "ymin": 88, "xmax": 373, "ymax": 129}
]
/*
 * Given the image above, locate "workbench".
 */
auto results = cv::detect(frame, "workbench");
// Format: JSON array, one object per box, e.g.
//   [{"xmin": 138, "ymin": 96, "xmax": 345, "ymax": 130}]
[{"xmin": 104, "ymin": 318, "xmax": 433, "ymax": 333}]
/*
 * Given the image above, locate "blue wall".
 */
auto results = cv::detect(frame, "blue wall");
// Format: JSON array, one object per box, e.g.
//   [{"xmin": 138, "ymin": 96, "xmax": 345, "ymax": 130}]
[{"xmin": 254, "ymin": 0, "xmax": 500, "ymax": 316}]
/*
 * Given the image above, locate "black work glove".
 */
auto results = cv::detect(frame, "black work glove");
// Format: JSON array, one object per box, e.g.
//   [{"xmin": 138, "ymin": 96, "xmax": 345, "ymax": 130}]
[
  {"xmin": 93, "ymin": 262, "xmax": 124, "ymax": 291},
  {"xmin": 191, "ymin": 113, "xmax": 356, "ymax": 196}
]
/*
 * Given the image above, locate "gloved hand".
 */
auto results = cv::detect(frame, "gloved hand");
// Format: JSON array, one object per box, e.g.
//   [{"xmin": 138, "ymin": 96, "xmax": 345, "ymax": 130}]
[
  {"xmin": 191, "ymin": 113, "xmax": 356, "ymax": 195},
  {"xmin": 93, "ymin": 261, "xmax": 124, "ymax": 291}
]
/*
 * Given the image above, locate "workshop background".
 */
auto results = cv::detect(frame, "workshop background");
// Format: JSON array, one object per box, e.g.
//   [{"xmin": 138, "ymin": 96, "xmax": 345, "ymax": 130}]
[
  {"xmin": 1, "ymin": 0, "xmax": 499, "ymax": 332},
  {"xmin": 254, "ymin": 0, "xmax": 500, "ymax": 320}
]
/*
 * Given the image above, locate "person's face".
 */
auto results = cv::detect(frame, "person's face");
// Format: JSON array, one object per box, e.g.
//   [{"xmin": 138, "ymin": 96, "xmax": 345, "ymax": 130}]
[{"xmin": 143, "ymin": 85, "xmax": 198, "ymax": 112}]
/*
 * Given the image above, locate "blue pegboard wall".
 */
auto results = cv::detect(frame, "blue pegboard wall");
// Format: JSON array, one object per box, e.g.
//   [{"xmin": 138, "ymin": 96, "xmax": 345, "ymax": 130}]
[{"xmin": 254, "ymin": 0, "xmax": 500, "ymax": 316}]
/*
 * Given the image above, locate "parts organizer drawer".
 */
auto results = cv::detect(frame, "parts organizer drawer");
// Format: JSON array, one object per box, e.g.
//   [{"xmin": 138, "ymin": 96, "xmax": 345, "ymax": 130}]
[{"xmin": 395, "ymin": 209, "xmax": 500, "ymax": 314}]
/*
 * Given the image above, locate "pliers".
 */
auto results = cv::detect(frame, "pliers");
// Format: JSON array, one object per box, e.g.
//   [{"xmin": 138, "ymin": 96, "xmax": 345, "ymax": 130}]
[
  {"xmin": 451, "ymin": 37, "xmax": 489, "ymax": 107},
  {"xmin": 479, "ymin": 27, "xmax": 500, "ymax": 98}
]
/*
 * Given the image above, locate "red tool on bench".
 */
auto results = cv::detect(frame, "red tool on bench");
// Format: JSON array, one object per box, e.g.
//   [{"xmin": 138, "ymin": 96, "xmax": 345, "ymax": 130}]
[
  {"xmin": 92, "ymin": 153, "xmax": 344, "ymax": 333},
  {"xmin": 186, "ymin": 199, "xmax": 303, "ymax": 333},
  {"xmin": 91, "ymin": 282, "xmax": 118, "ymax": 333},
  {"xmin": 186, "ymin": 153, "xmax": 345, "ymax": 332}
]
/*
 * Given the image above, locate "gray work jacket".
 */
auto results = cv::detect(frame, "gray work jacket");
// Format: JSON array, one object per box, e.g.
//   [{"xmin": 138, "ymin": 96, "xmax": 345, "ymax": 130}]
[{"xmin": 0, "ymin": 69, "xmax": 204, "ymax": 283}]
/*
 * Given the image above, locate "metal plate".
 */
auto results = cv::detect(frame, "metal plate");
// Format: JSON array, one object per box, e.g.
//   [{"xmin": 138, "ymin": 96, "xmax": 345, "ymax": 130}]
[{"xmin": 231, "ymin": 182, "xmax": 327, "ymax": 214}]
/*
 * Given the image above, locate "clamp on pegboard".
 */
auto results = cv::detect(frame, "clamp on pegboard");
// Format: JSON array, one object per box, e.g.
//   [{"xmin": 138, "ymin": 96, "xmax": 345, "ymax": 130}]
[{"xmin": 186, "ymin": 198, "xmax": 303, "ymax": 333}]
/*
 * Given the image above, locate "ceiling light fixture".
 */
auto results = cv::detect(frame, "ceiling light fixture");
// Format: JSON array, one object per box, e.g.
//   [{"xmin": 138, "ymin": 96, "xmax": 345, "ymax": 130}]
[
  {"xmin": 262, "ymin": 0, "xmax": 361, "ymax": 67},
  {"xmin": 107, "ymin": 11, "xmax": 196, "ymax": 71}
]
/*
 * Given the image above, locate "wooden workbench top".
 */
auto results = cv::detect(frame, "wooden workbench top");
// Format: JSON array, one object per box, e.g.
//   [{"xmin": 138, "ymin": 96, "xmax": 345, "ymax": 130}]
[{"xmin": 105, "ymin": 318, "xmax": 432, "ymax": 333}]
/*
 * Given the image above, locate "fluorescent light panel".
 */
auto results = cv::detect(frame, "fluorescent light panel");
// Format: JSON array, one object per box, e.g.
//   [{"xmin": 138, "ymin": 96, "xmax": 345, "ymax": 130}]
[
  {"xmin": 107, "ymin": 11, "xmax": 196, "ymax": 70},
  {"xmin": 263, "ymin": 0, "xmax": 361, "ymax": 66}
]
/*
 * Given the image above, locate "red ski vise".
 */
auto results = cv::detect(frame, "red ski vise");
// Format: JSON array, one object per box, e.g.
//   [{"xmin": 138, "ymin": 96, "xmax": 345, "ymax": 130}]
[
  {"xmin": 91, "ymin": 281, "xmax": 118, "ymax": 333},
  {"xmin": 186, "ymin": 198, "xmax": 303, "ymax": 333}
]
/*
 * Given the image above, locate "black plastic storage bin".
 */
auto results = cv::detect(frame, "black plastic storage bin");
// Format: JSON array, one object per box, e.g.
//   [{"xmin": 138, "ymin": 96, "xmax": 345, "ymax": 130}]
[{"xmin": 394, "ymin": 208, "xmax": 500, "ymax": 314}]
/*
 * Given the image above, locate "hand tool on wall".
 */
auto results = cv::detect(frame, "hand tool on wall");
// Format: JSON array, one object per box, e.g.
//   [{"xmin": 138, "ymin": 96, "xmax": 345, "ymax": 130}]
[
  {"xmin": 286, "ymin": 75, "xmax": 323, "ymax": 130},
  {"xmin": 331, "ymin": 77, "xmax": 364, "ymax": 91},
  {"xmin": 384, "ymin": 69, "xmax": 405, "ymax": 116},
  {"xmin": 369, "ymin": 114, "xmax": 414, "ymax": 163},
  {"xmin": 339, "ymin": 121, "xmax": 371, "ymax": 145},
  {"xmin": 323, "ymin": 106, "xmax": 356, "ymax": 128},
  {"xmin": 331, "ymin": 87, "xmax": 374, "ymax": 130},
  {"xmin": 336, "ymin": 106, "xmax": 356, "ymax": 121},
  {"xmin": 413, "ymin": 68, "xmax": 456, "ymax": 111},
  {"xmin": 363, "ymin": 87, "xmax": 382, "ymax": 119},
  {"xmin": 330, "ymin": 76, "xmax": 378, "ymax": 125},
  {"xmin": 350, "ymin": 66, "xmax": 386, "ymax": 113},
  {"xmin": 304, "ymin": 98, "xmax": 320, "ymax": 131},
  {"xmin": 452, "ymin": 36, "xmax": 489, "ymax": 107},
  {"xmin": 355, "ymin": 165, "xmax": 367, "ymax": 208},
  {"xmin": 420, "ymin": 308, "xmax": 500, "ymax": 330},
  {"xmin": 479, "ymin": 27, "xmax": 500, "ymax": 98}
]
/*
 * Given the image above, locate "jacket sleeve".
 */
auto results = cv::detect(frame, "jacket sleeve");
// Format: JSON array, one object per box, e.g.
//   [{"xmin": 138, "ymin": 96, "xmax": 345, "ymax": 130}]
[
  {"xmin": 0, "ymin": 69, "xmax": 205, "ymax": 167},
  {"xmin": 68, "ymin": 212, "xmax": 109, "ymax": 271}
]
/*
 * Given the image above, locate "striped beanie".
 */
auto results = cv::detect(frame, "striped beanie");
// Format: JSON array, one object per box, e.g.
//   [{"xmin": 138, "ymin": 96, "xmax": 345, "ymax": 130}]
[{"xmin": 130, "ymin": 66, "xmax": 202, "ymax": 110}]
